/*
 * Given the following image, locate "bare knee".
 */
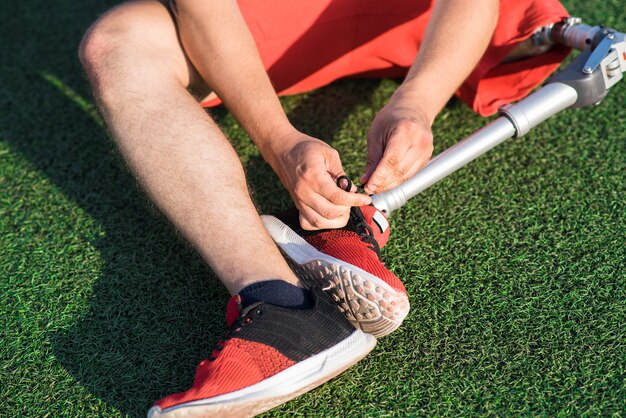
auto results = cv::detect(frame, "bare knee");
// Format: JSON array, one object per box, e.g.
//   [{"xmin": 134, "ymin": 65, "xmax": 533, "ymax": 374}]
[
  {"xmin": 79, "ymin": 1, "xmax": 191, "ymax": 100},
  {"xmin": 79, "ymin": 4, "xmax": 145, "ymax": 84}
]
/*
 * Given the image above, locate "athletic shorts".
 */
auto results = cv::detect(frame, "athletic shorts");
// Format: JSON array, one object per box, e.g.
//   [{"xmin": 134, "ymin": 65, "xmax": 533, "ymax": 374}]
[{"xmin": 200, "ymin": 0, "xmax": 570, "ymax": 116}]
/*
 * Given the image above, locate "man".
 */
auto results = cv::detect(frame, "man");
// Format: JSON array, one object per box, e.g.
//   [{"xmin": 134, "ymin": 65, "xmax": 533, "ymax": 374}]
[{"xmin": 79, "ymin": 0, "xmax": 569, "ymax": 416}]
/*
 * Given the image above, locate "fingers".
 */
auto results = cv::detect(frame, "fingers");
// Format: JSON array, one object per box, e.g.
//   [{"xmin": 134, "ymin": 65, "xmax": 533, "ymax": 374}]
[
  {"xmin": 364, "ymin": 141, "xmax": 431, "ymax": 193},
  {"xmin": 298, "ymin": 201, "xmax": 350, "ymax": 230},
  {"xmin": 360, "ymin": 137, "xmax": 384, "ymax": 186},
  {"xmin": 281, "ymin": 137, "xmax": 372, "ymax": 230},
  {"xmin": 295, "ymin": 171, "xmax": 372, "ymax": 230},
  {"xmin": 294, "ymin": 163, "xmax": 371, "ymax": 208},
  {"xmin": 319, "ymin": 175, "xmax": 371, "ymax": 206},
  {"xmin": 363, "ymin": 122, "xmax": 433, "ymax": 194},
  {"xmin": 336, "ymin": 175, "xmax": 357, "ymax": 192},
  {"xmin": 376, "ymin": 148, "xmax": 430, "ymax": 192},
  {"xmin": 363, "ymin": 146, "xmax": 404, "ymax": 194}
]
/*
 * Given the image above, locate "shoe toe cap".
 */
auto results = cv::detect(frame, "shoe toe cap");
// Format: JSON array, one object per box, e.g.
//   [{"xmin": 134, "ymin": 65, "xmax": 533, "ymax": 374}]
[{"xmin": 147, "ymin": 405, "xmax": 163, "ymax": 418}]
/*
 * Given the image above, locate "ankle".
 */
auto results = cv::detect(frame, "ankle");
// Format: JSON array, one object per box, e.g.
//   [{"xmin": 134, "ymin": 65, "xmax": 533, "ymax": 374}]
[{"xmin": 238, "ymin": 279, "xmax": 313, "ymax": 310}]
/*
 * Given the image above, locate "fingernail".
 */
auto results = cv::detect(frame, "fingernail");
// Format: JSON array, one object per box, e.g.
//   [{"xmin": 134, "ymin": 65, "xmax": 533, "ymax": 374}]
[{"xmin": 368, "ymin": 185, "xmax": 377, "ymax": 193}]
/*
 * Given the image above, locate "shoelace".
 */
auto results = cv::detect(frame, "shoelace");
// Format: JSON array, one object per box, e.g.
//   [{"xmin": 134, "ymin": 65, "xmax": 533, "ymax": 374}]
[
  {"xmin": 209, "ymin": 303, "xmax": 264, "ymax": 361},
  {"xmin": 349, "ymin": 207, "xmax": 381, "ymax": 255},
  {"xmin": 335, "ymin": 175, "xmax": 382, "ymax": 257}
]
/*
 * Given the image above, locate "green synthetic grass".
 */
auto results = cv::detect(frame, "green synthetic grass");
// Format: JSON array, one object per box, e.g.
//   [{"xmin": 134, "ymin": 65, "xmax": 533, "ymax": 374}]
[{"xmin": 1, "ymin": 0, "xmax": 625, "ymax": 416}]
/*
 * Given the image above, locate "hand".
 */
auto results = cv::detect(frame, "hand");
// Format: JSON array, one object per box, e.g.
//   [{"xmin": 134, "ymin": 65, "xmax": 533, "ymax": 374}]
[
  {"xmin": 267, "ymin": 130, "xmax": 371, "ymax": 230},
  {"xmin": 361, "ymin": 90, "xmax": 434, "ymax": 194}
]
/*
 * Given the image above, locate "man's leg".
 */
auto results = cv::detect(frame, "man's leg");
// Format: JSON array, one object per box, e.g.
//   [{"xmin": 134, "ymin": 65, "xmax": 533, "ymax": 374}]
[
  {"xmin": 79, "ymin": 0, "xmax": 299, "ymax": 295},
  {"xmin": 80, "ymin": 4, "xmax": 376, "ymax": 417}
]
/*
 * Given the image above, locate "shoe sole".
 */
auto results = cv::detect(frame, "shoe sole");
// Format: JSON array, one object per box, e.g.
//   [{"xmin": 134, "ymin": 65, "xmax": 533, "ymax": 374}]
[
  {"xmin": 262, "ymin": 215, "xmax": 410, "ymax": 338},
  {"xmin": 147, "ymin": 330, "xmax": 375, "ymax": 418}
]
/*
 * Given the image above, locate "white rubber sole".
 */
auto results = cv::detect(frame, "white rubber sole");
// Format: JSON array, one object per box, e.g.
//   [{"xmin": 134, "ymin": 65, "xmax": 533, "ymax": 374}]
[
  {"xmin": 262, "ymin": 215, "xmax": 410, "ymax": 338},
  {"xmin": 147, "ymin": 330, "xmax": 375, "ymax": 418}
]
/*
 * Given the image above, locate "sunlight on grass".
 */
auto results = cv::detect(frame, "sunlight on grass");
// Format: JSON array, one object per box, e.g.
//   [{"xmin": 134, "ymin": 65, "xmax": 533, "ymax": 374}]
[
  {"xmin": 41, "ymin": 71, "xmax": 103, "ymax": 127},
  {"xmin": 0, "ymin": 0, "xmax": 623, "ymax": 415}
]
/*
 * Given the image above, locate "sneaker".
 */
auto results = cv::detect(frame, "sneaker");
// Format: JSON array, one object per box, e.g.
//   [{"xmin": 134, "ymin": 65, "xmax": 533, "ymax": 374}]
[
  {"xmin": 147, "ymin": 286, "xmax": 376, "ymax": 418},
  {"xmin": 262, "ymin": 206, "xmax": 410, "ymax": 338}
]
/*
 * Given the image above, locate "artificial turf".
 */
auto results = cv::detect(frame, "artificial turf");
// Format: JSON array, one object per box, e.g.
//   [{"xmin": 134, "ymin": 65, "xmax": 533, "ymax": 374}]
[{"xmin": 1, "ymin": 0, "xmax": 624, "ymax": 416}]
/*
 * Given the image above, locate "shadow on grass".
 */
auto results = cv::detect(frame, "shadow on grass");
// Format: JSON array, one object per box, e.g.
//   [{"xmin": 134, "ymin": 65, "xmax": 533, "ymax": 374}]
[
  {"xmin": 1, "ymin": 2, "xmax": 228, "ymax": 416},
  {"xmin": 0, "ymin": 1, "xmax": 379, "ymax": 416}
]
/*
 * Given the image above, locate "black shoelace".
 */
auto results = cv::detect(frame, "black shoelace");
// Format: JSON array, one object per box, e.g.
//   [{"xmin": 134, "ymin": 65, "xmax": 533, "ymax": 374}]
[{"xmin": 336, "ymin": 175, "xmax": 382, "ymax": 257}]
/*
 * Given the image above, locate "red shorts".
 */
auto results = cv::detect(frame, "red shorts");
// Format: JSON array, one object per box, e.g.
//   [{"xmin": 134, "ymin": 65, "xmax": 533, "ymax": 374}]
[{"xmin": 202, "ymin": 0, "xmax": 570, "ymax": 116}]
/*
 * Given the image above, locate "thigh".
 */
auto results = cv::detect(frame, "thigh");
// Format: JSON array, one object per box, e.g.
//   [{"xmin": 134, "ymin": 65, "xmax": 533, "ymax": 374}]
[
  {"xmin": 459, "ymin": 0, "xmax": 570, "ymax": 115},
  {"xmin": 200, "ymin": 0, "xmax": 430, "ymax": 106},
  {"xmin": 201, "ymin": 0, "xmax": 570, "ymax": 112}
]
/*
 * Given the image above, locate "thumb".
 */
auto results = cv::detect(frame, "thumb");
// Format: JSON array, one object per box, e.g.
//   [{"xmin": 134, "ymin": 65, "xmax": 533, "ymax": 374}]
[
  {"xmin": 325, "ymin": 147, "xmax": 346, "ymax": 178},
  {"xmin": 360, "ymin": 164, "xmax": 376, "ymax": 185},
  {"xmin": 361, "ymin": 134, "xmax": 384, "ymax": 185},
  {"xmin": 326, "ymin": 150, "xmax": 360, "ymax": 193}
]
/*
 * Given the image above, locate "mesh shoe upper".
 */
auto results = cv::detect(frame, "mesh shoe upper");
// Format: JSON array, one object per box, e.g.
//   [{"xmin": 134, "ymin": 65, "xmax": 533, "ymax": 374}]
[
  {"xmin": 280, "ymin": 206, "xmax": 406, "ymax": 295},
  {"xmin": 153, "ymin": 286, "xmax": 356, "ymax": 411}
]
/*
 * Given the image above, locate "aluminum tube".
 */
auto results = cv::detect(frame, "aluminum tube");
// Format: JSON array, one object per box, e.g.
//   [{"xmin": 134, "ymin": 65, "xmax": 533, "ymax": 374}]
[
  {"xmin": 501, "ymin": 83, "xmax": 579, "ymax": 136},
  {"xmin": 371, "ymin": 83, "xmax": 578, "ymax": 215},
  {"xmin": 371, "ymin": 118, "xmax": 516, "ymax": 214}
]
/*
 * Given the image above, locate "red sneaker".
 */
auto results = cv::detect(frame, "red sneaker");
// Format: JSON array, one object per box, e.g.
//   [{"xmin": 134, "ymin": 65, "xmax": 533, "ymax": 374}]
[
  {"xmin": 262, "ymin": 206, "xmax": 409, "ymax": 338},
  {"xmin": 148, "ymin": 286, "xmax": 375, "ymax": 418}
]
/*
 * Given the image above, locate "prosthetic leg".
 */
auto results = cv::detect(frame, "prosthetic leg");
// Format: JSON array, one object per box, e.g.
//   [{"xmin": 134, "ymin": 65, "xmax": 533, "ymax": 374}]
[{"xmin": 372, "ymin": 18, "xmax": 626, "ymax": 215}]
